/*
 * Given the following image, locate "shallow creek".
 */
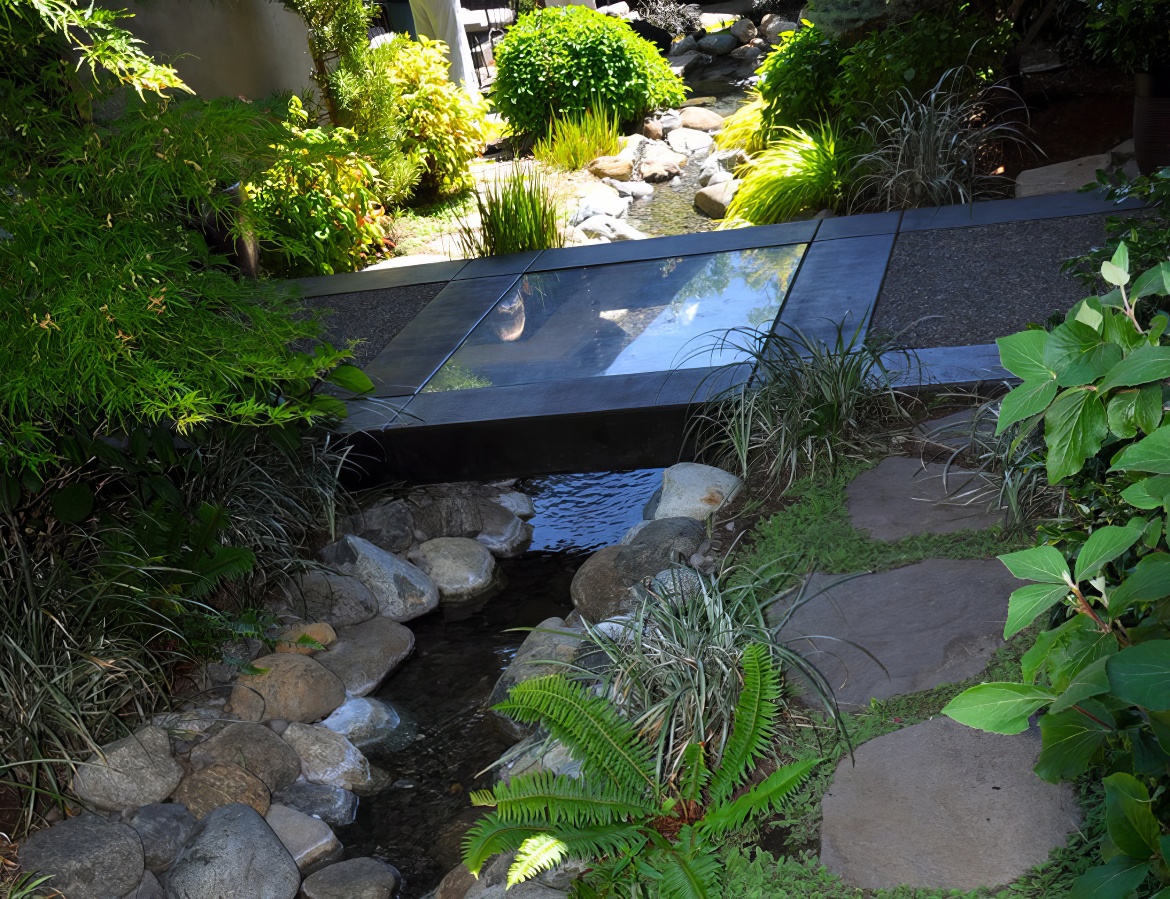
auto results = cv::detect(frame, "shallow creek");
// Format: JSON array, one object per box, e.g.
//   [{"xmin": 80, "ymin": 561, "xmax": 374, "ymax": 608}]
[{"xmin": 335, "ymin": 468, "xmax": 662, "ymax": 896}]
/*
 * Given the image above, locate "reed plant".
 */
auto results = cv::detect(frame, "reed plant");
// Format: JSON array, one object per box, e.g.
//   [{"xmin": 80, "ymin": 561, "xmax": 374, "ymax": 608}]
[
  {"xmin": 533, "ymin": 108, "xmax": 622, "ymax": 171},
  {"xmin": 458, "ymin": 167, "xmax": 565, "ymax": 257}
]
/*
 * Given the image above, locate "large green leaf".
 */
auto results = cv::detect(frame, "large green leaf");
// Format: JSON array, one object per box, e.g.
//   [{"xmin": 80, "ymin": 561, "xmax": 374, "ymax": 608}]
[
  {"xmin": 997, "ymin": 330, "xmax": 1052, "ymax": 381},
  {"xmin": 998, "ymin": 379, "xmax": 1059, "ymax": 435},
  {"xmin": 1044, "ymin": 321, "xmax": 1122, "ymax": 387},
  {"xmin": 1098, "ymin": 345, "xmax": 1170, "ymax": 393},
  {"xmin": 1069, "ymin": 856, "xmax": 1149, "ymax": 899},
  {"xmin": 1049, "ymin": 657, "xmax": 1111, "ymax": 714},
  {"xmin": 1106, "ymin": 641, "xmax": 1170, "ymax": 711},
  {"xmin": 1004, "ymin": 583, "xmax": 1070, "ymax": 639},
  {"xmin": 941, "ymin": 683, "xmax": 1055, "ymax": 735},
  {"xmin": 999, "ymin": 545, "xmax": 1069, "ymax": 584},
  {"xmin": 1109, "ymin": 390, "xmax": 1141, "ymax": 439},
  {"xmin": 1136, "ymin": 384, "xmax": 1164, "ymax": 435},
  {"xmin": 1121, "ymin": 477, "xmax": 1170, "ymax": 510},
  {"xmin": 1112, "ymin": 425, "xmax": 1170, "ymax": 474},
  {"xmin": 1130, "ymin": 260, "xmax": 1170, "ymax": 300},
  {"xmin": 1104, "ymin": 772, "xmax": 1161, "ymax": 859},
  {"xmin": 326, "ymin": 363, "xmax": 375, "ymax": 394},
  {"xmin": 1074, "ymin": 525, "xmax": 1143, "ymax": 582},
  {"xmin": 1045, "ymin": 388, "xmax": 1108, "ymax": 484},
  {"xmin": 1110, "ymin": 553, "xmax": 1170, "ymax": 607},
  {"xmin": 1034, "ymin": 704, "xmax": 1111, "ymax": 783}
]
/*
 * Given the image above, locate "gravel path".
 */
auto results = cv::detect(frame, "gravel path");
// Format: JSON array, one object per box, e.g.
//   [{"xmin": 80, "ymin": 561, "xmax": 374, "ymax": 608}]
[
  {"xmin": 303, "ymin": 282, "xmax": 445, "ymax": 367},
  {"xmin": 868, "ymin": 214, "xmax": 1110, "ymax": 348}
]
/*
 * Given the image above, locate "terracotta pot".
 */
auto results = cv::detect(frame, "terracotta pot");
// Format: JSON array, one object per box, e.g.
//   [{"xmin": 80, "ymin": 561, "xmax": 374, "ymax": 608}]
[{"xmin": 1134, "ymin": 69, "xmax": 1170, "ymax": 175}]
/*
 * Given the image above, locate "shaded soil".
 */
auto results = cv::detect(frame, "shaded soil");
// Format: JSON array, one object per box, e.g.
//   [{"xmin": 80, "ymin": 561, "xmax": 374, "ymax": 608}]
[{"xmin": 303, "ymin": 282, "xmax": 445, "ymax": 367}]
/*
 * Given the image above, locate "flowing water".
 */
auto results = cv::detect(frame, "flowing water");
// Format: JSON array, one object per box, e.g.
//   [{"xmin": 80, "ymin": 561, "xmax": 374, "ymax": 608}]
[{"xmin": 335, "ymin": 469, "xmax": 662, "ymax": 896}]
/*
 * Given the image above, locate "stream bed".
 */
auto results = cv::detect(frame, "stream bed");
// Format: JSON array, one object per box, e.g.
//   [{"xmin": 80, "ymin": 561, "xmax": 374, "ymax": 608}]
[{"xmin": 335, "ymin": 468, "xmax": 662, "ymax": 896}]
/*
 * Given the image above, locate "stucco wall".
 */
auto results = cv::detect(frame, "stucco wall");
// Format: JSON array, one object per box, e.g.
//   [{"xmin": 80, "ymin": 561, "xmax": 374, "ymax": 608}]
[{"xmin": 117, "ymin": 0, "xmax": 316, "ymax": 101}]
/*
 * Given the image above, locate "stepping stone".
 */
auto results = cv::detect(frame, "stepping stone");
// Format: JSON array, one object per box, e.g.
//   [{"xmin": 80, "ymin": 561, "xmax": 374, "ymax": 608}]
[
  {"xmin": 771, "ymin": 559, "xmax": 1021, "ymax": 707},
  {"xmin": 846, "ymin": 457, "xmax": 1001, "ymax": 540},
  {"xmin": 1016, "ymin": 154, "xmax": 1110, "ymax": 197},
  {"xmin": 913, "ymin": 408, "xmax": 996, "ymax": 454},
  {"xmin": 820, "ymin": 717, "xmax": 1081, "ymax": 891}
]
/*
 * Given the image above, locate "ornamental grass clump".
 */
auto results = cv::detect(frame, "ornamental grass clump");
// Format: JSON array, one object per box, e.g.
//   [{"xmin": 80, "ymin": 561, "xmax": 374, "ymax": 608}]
[
  {"xmin": 534, "ymin": 107, "xmax": 622, "ymax": 171},
  {"xmin": 458, "ymin": 167, "xmax": 565, "ymax": 257}
]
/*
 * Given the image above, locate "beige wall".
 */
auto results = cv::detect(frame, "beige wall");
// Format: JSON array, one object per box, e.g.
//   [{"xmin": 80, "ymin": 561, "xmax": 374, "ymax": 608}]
[{"xmin": 117, "ymin": 0, "xmax": 316, "ymax": 101}]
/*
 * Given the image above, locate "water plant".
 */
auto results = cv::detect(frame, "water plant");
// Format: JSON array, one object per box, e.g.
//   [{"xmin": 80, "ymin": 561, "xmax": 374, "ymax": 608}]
[
  {"xmin": 458, "ymin": 167, "xmax": 565, "ymax": 257},
  {"xmin": 534, "ymin": 108, "xmax": 623, "ymax": 171}
]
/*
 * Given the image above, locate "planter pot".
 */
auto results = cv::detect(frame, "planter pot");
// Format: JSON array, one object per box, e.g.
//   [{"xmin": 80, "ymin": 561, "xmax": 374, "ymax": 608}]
[{"xmin": 1134, "ymin": 69, "xmax": 1170, "ymax": 175}]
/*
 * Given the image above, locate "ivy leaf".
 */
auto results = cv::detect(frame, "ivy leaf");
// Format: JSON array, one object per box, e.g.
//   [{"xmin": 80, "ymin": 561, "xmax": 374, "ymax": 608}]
[
  {"xmin": 1034, "ymin": 703, "xmax": 1112, "ymax": 783},
  {"xmin": 999, "ymin": 545, "xmax": 1069, "ymax": 584},
  {"xmin": 996, "ymin": 330, "xmax": 1052, "ymax": 381},
  {"xmin": 1069, "ymin": 857, "xmax": 1149, "ymax": 899},
  {"xmin": 1004, "ymin": 583, "xmax": 1070, "ymax": 639},
  {"xmin": 997, "ymin": 379, "xmax": 1059, "ymax": 435},
  {"xmin": 1043, "ymin": 322, "xmax": 1123, "ymax": 387},
  {"xmin": 1111, "ymin": 424, "xmax": 1170, "ymax": 474},
  {"xmin": 1104, "ymin": 772, "xmax": 1161, "ymax": 859},
  {"xmin": 941, "ymin": 683, "xmax": 1055, "ymax": 735},
  {"xmin": 1045, "ymin": 389, "xmax": 1108, "ymax": 484},
  {"xmin": 1074, "ymin": 524, "xmax": 1143, "ymax": 582},
  {"xmin": 1106, "ymin": 640, "xmax": 1170, "ymax": 711},
  {"xmin": 1098, "ymin": 345, "xmax": 1170, "ymax": 392}
]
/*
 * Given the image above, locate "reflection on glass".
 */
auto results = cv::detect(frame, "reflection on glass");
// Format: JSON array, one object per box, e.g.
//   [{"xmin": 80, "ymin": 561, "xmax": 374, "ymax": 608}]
[{"xmin": 428, "ymin": 244, "xmax": 806, "ymax": 392}]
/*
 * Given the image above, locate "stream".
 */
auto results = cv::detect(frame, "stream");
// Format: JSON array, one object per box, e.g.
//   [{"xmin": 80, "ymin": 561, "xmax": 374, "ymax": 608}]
[{"xmin": 335, "ymin": 468, "xmax": 663, "ymax": 896}]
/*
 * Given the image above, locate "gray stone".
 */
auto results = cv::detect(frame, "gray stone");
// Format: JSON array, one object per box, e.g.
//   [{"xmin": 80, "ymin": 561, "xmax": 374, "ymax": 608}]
[
  {"xmin": 407, "ymin": 493, "xmax": 483, "ymax": 540},
  {"xmin": 343, "ymin": 536, "xmax": 440, "ymax": 621},
  {"xmin": 698, "ymin": 149, "xmax": 742, "ymax": 186},
  {"xmin": 570, "ymin": 187, "xmax": 630, "ymax": 225},
  {"xmin": 845, "ymin": 457, "xmax": 1002, "ymax": 540},
  {"xmin": 770, "ymin": 559, "xmax": 1021, "ymax": 708},
  {"xmin": 1111, "ymin": 137, "xmax": 1135, "ymax": 164},
  {"xmin": 760, "ymin": 13, "xmax": 797, "ymax": 43},
  {"xmin": 166, "ymin": 803, "xmax": 300, "ymax": 899},
  {"xmin": 696, "ymin": 31, "xmax": 739, "ymax": 55},
  {"xmin": 678, "ymin": 106, "xmax": 724, "ymax": 132},
  {"xmin": 707, "ymin": 170, "xmax": 734, "ymax": 185},
  {"xmin": 695, "ymin": 179, "xmax": 740, "ymax": 217},
  {"xmin": 667, "ymin": 127, "xmax": 715, "ymax": 154},
  {"xmin": 1015, "ymin": 154, "xmax": 1109, "ymax": 198},
  {"xmin": 72, "ymin": 726, "xmax": 183, "ymax": 812},
  {"xmin": 587, "ymin": 155, "xmax": 634, "ymax": 181},
  {"xmin": 230, "ymin": 653, "xmax": 346, "ymax": 724},
  {"xmin": 729, "ymin": 16, "xmax": 756, "ymax": 42},
  {"xmin": 265, "ymin": 803, "xmax": 342, "ymax": 872},
  {"xmin": 19, "ymin": 812, "xmax": 144, "ymax": 899},
  {"xmin": 494, "ymin": 491, "xmax": 535, "ymax": 520},
  {"xmin": 501, "ymin": 738, "xmax": 583, "ymax": 785},
  {"xmin": 476, "ymin": 499, "xmax": 534, "ymax": 558},
  {"xmin": 820, "ymin": 718, "xmax": 1082, "ymax": 891},
  {"xmin": 489, "ymin": 618, "xmax": 584, "ymax": 741},
  {"xmin": 353, "ymin": 763, "xmax": 394, "ymax": 797},
  {"xmin": 171, "ymin": 763, "xmax": 271, "ymax": 819},
  {"xmin": 914, "ymin": 408, "xmax": 996, "ymax": 454},
  {"xmin": 729, "ymin": 44, "xmax": 761, "ymax": 61},
  {"xmin": 126, "ymin": 870, "xmax": 164, "ymax": 899},
  {"xmin": 571, "ymin": 518, "xmax": 706, "ymax": 622},
  {"xmin": 604, "ymin": 177, "xmax": 655, "ymax": 198},
  {"xmin": 409, "ymin": 537, "xmax": 500, "ymax": 603},
  {"xmin": 321, "ymin": 696, "xmax": 416, "ymax": 754},
  {"xmin": 151, "ymin": 705, "xmax": 223, "ymax": 743},
  {"xmin": 283, "ymin": 722, "xmax": 371, "ymax": 790},
  {"xmin": 648, "ymin": 567, "xmax": 705, "ymax": 599},
  {"xmin": 271, "ymin": 782, "xmax": 358, "ymax": 828},
  {"xmin": 464, "ymin": 851, "xmax": 568, "ymax": 899},
  {"xmin": 316, "ymin": 617, "xmax": 415, "ymax": 697},
  {"xmin": 301, "ymin": 857, "xmax": 401, "ymax": 899},
  {"xmin": 639, "ymin": 141, "xmax": 688, "ymax": 182},
  {"xmin": 670, "ymin": 33, "xmax": 697, "ymax": 56},
  {"xmin": 289, "ymin": 569, "xmax": 379, "ymax": 627},
  {"xmin": 619, "ymin": 521, "xmax": 651, "ymax": 544},
  {"xmin": 127, "ymin": 803, "xmax": 197, "ymax": 873},
  {"xmin": 347, "ymin": 498, "xmax": 414, "ymax": 554},
  {"xmin": 190, "ymin": 723, "xmax": 302, "ymax": 793},
  {"xmin": 654, "ymin": 463, "xmax": 742, "ymax": 521},
  {"xmin": 576, "ymin": 215, "xmax": 648, "ymax": 241}
]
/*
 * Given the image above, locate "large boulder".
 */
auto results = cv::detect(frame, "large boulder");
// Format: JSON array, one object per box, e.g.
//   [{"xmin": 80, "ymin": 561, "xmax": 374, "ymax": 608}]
[
  {"xmin": 315, "ymin": 617, "xmax": 415, "ymax": 697},
  {"xmin": 342, "ymin": 536, "xmax": 440, "ymax": 621},
  {"xmin": 274, "ymin": 621, "xmax": 337, "ymax": 655},
  {"xmin": 476, "ymin": 499, "xmax": 533, "ymax": 558},
  {"xmin": 71, "ymin": 725, "xmax": 183, "ymax": 812},
  {"xmin": 282, "ymin": 722, "xmax": 371, "ymax": 790},
  {"xmin": 129, "ymin": 870, "xmax": 166, "ymax": 899},
  {"xmin": 638, "ymin": 141, "xmax": 689, "ymax": 182},
  {"xmin": 271, "ymin": 781, "xmax": 358, "ymax": 828},
  {"xmin": 495, "ymin": 491, "xmax": 535, "ymax": 521},
  {"xmin": 407, "ymin": 493, "xmax": 483, "ymax": 540},
  {"xmin": 346, "ymin": 498, "xmax": 415, "ymax": 554},
  {"xmin": 667, "ymin": 127, "xmax": 715, "ymax": 154},
  {"xmin": 19, "ymin": 812, "xmax": 144, "ymax": 899},
  {"xmin": 408, "ymin": 538, "xmax": 500, "ymax": 604},
  {"xmin": 171, "ymin": 763, "xmax": 271, "ymax": 819},
  {"xmin": 264, "ymin": 803, "xmax": 342, "ymax": 872},
  {"xmin": 165, "ymin": 803, "xmax": 301, "ymax": 899},
  {"xmin": 587, "ymin": 155, "xmax": 634, "ymax": 181},
  {"xmin": 126, "ymin": 803, "xmax": 197, "ymax": 874},
  {"xmin": 694, "ymin": 180, "xmax": 740, "ymax": 218},
  {"xmin": 320, "ymin": 697, "xmax": 416, "ymax": 754},
  {"xmin": 570, "ymin": 518, "xmax": 706, "ymax": 622},
  {"xmin": 760, "ymin": 14, "xmax": 797, "ymax": 43},
  {"xmin": 1015, "ymin": 154, "xmax": 1111, "ymax": 198},
  {"xmin": 652, "ymin": 463, "xmax": 743, "ymax": 521},
  {"xmin": 288, "ymin": 569, "xmax": 379, "ymax": 627},
  {"xmin": 189, "ymin": 722, "xmax": 302, "ymax": 793},
  {"xmin": 229, "ymin": 653, "xmax": 346, "ymax": 724},
  {"xmin": 679, "ymin": 107, "xmax": 725, "ymax": 132},
  {"xmin": 300, "ymin": 857, "xmax": 401, "ymax": 899},
  {"xmin": 488, "ymin": 618, "xmax": 584, "ymax": 741},
  {"xmin": 696, "ymin": 31, "xmax": 738, "ymax": 55}
]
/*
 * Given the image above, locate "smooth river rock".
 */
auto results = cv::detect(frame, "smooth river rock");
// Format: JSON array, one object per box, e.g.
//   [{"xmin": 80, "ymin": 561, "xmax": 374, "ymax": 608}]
[
  {"xmin": 265, "ymin": 803, "xmax": 342, "ymax": 872},
  {"xmin": 190, "ymin": 722, "xmax": 302, "ymax": 793},
  {"xmin": 289, "ymin": 569, "xmax": 379, "ymax": 627},
  {"xmin": 321, "ymin": 696, "xmax": 416, "ymax": 754},
  {"xmin": 346, "ymin": 497, "xmax": 415, "ymax": 554},
  {"xmin": 126, "ymin": 803, "xmax": 196, "ymax": 874},
  {"xmin": 230, "ymin": 653, "xmax": 346, "ymax": 724},
  {"xmin": 409, "ymin": 537, "xmax": 500, "ymax": 603},
  {"xmin": 475, "ymin": 499, "xmax": 534, "ymax": 558},
  {"xmin": 19, "ymin": 812, "xmax": 144, "ymax": 899},
  {"xmin": 345, "ymin": 536, "xmax": 440, "ymax": 621},
  {"xmin": 271, "ymin": 781, "xmax": 358, "ymax": 828},
  {"xmin": 316, "ymin": 617, "xmax": 415, "ymax": 697},
  {"xmin": 820, "ymin": 718, "xmax": 1082, "ymax": 891},
  {"xmin": 71, "ymin": 725, "xmax": 183, "ymax": 812},
  {"xmin": 652, "ymin": 463, "xmax": 742, "ymax": 520},
  {"xmin": 488, "ymin": 617, "xmax": 584, "ymax": 741},
  {"xmin": 283, "ymin": 722, "xmax": 371, "ymax": 790},
  {"xmin": 301, "ymin": 857, "xmax": 402, "ymax": 899},
  {"xmin": 171, "ymin": 763, "xmax": 271, "ymax": 818}
]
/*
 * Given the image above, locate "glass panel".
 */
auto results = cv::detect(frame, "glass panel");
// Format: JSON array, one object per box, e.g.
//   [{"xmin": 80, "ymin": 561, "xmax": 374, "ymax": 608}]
[{"xmin": 424, "ymin": 244, "xmax": 806, "ymax": 392}]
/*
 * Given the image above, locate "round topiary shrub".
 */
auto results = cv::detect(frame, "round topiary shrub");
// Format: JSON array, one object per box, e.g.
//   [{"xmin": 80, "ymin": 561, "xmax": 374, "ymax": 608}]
[{"xmin": 492, "ymin": 6, "xmax": 687, "ymax": 137}]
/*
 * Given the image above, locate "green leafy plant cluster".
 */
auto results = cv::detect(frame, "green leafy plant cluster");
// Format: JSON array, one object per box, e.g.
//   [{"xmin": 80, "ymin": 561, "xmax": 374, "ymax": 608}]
[
  {"xmin": 458, "ymin": 167, "xmax": 565, "ymax": 257},
  {"xmin": 491, "ymin": 6, "xmax": 687, "ymax": 137},
  {"xmin": 942, "ymin": 247, "xmax": 1170, "ymax": 897},
  {"xmin": 1083, "ymin": 0, "xmax": 1170, "ymax": 72},
  {"xmin": 464, "ymin": 645, "xmax": 819, "ymax": 898},
  {"xmin": 534, "ymin": 107, "xmax": 622, "ymax": 171}
]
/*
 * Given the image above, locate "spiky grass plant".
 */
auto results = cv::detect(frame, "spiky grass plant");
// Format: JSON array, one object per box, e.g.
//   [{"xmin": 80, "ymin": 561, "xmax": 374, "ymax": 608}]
[
  {"xmin": 465, "ymin": 645, "xmax": 819, "ymax": 898},
  {"xmin": 534, "ymin": 108, "xmax": 622, "ymax": 171},
  {"xmin": 458, "ymin": 167, "xmax": 565, "ymax": 257},
  {"xmin": 689, "ymin": 324, "xmax": 918, "ymax": 490},
  {"xmin": 714, "ymin": 91, "xmax": 766, "ymax": 155},
  {"xmin": 849, "ymin": 69, "xmax": 1034, "ymax": 212},
  {"xmin": 723, "ymin": 122, "xmax": 857, "ymax": 226}
]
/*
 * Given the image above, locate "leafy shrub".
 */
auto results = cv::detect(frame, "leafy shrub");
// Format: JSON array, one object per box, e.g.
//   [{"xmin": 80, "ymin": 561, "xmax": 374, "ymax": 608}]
[
  {"xmin": 757, "ymin": 23, "xmax": 843, "ymax": 140},
  {"xmin": 849, "ymin": 70, "xmax": 1032, "ymax": 212},
  {"xmin": 534, "ymin": 107, "xmax": 622, "ymax": 170},
  {"xmin": 1083, "ymin": 0, "xmax": 1170, "ymax": 71},
  {"xmin": 942, "ymin": 247, "xmax": 1170, "ymax": 897},
  {"xmin": 491, "ymin": 6, "xmax": 687, "ymax": 136},
  {"xmin": 458, "ymin": 167, "xmax": 565, "ymax": 257},
  {"xmin": 725, "ymin": 121, "xmax": 857, "ymax": 225},
  {"xmin": 464, "ymin": 646, "xmax": 819, "ymax": 897}
]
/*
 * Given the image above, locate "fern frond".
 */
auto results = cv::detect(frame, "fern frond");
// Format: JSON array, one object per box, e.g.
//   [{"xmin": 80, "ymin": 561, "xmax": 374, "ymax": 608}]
[
  {"xmin": 697, "ymin": 757, "xmax": 820, "ymax": 838},
  {"xmin": 638, "ymin": 827, "xmax": 719, "ymax": 899},
  {"xmin": 554, "ymin": 822, "xmax": 648, "ymax": 861},
  {"xmin": 509, "ymin": 834, "xmax": 570, "ymax": 886},
  {"xmin": 484, "ymin": 770, "xmax": 658, "ymax": 828},
  {"xmin": 708, "ymin": 644, "xmax": 780, "ymax": 804},
  {"xmin": 677, "ymin": 743, "xmax": 709, "ymax": 804},
  {"xmin": 494, "ymin": 675, "xmax": 657, "ymax": 793},
  {"xmin": 461, "ymin": 815, "xmax": 543, "ymax": 875}
]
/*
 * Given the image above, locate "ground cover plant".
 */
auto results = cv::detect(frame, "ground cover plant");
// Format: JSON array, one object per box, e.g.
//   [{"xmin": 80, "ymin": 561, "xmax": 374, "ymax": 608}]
[{"xmin": 942, "ymin": 248, "xmax": 1170, "ymax": 897}]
